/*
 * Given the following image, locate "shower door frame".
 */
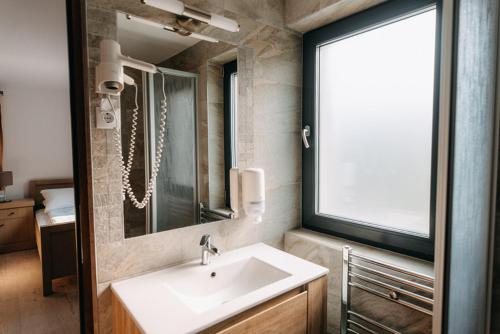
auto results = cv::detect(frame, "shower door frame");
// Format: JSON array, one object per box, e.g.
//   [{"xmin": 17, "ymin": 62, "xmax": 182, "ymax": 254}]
[{"xmin": 146, "ymin": 67, "xmax": 199, "ymax": 233}]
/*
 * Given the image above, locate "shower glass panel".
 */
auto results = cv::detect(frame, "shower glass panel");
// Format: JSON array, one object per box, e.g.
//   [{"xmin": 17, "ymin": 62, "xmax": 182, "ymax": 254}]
[{"xmin": 148, "ymin": 68, "xmax": 198, "ymax": 233}]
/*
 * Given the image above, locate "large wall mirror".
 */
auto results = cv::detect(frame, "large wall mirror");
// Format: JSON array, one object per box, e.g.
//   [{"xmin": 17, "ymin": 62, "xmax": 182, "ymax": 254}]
[{"xmin": 115, "ymin": 11, "xmax": 239, "ymax": 238}]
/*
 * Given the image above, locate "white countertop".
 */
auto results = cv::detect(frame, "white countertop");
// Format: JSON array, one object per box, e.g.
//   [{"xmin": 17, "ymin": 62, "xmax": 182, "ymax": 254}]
[{"xmin": 111, "ymin": 243, "xmax": 329, "ymax": 334}]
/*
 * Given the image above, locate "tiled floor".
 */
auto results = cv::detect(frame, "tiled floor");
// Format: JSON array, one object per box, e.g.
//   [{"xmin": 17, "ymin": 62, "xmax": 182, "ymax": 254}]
[{"xmin": 0, "ymin": 249, "xmax": 80, "ymax": 334}]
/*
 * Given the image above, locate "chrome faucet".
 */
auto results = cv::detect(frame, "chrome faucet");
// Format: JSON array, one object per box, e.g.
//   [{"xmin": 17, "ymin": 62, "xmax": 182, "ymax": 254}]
[{"xmin": 200, "ymin": 234, "xmax": 220, "ymax": 265}]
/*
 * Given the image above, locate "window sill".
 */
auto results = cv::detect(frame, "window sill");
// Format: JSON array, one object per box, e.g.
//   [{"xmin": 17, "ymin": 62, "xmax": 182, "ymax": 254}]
[{"xmin": 284, "ymin": 228, "xmax": 434, "ymax": 277}]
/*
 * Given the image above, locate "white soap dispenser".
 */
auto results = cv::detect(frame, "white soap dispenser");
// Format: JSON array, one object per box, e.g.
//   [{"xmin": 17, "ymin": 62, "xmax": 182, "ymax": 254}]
[{"xmin": 242, "ymin": 168, "xmax": 265, "ymax": 224}]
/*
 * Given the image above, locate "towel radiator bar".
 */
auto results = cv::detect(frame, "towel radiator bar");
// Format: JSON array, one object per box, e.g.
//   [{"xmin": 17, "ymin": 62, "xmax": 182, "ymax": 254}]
[{"xmin": 341, "ymin": 246, "xmax": 434, "ymax": 334}]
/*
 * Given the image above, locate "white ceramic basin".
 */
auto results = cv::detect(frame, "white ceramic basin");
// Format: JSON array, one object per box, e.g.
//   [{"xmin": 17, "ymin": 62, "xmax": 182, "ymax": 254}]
[
  {"xmin": 164, "ymin": 257, "xmax": 291, "ymax": 313},
  {"xmin": 111, "ymin": 243, "xmax": 328, "ymax": 334}
]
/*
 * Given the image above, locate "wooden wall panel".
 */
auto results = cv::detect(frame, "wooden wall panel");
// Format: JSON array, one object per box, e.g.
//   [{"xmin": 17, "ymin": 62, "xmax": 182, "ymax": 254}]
[
  {"xmin": 307, "ymin": 276, "xmax": 327, "ymax": 334},
  {"xmin": 112, "ymin": 294, "xmax": 142, "ymax": 334}
]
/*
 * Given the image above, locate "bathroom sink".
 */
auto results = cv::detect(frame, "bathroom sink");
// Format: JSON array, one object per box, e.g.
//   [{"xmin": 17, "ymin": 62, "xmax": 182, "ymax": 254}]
[
  {"xmin": 111, "ymin": 243, "xmax": 328, "ymax": 334},
  {"xmin": 164, "ymin": 257, "xmax": 291, "ymax": 313}
]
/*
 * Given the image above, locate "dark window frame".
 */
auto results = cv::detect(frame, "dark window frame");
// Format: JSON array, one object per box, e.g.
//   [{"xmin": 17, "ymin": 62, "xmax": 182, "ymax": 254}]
[
  {"xmin": 223, "ymin": 60, "xmax": 237, "ymax": 207},
  {"xmin": 302, "ymin": 0, "xmax": 442, "ymax": 260}
]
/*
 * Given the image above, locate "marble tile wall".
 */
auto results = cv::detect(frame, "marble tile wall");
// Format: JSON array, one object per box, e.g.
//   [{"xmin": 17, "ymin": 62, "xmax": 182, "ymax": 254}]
[
  {"xmin": 85, "ymin": 1, "xmax": 301, "ymax": 332},
  {"xmin": 284, "ymin": 0, "xmax": 386, "ymax": 33},
  {"xmin": 284, "ymin": 229, "xmax": 434, "ymax": 333},
  {"xmin": 207, "ymin": 63, "xmax": 226, "ymax": 209}
]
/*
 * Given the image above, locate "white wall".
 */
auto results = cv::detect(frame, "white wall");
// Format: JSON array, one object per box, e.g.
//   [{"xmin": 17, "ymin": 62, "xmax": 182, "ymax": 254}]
[
  {"xmin": 0, "ymin": 0, "xmax": 73, "ymax": 199},
  {"xmin": 1, "ymin": 89, "xmax": 73, "ymax": 199}
]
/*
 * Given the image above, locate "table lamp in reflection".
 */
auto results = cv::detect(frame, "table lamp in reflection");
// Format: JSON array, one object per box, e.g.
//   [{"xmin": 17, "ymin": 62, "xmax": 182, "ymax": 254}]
[{"xmin": 0, "ymin": 171, "xmax": 13, "ymax": 203}]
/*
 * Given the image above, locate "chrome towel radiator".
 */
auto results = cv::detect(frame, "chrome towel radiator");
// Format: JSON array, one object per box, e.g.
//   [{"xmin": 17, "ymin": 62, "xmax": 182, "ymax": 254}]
[
  {"xmin": 341, "ymin": 246, "xmax": 434, "ymax": 334},
  {"xmin": 199, "ymin": 202, "xmax": 235, "ymax": 223}
]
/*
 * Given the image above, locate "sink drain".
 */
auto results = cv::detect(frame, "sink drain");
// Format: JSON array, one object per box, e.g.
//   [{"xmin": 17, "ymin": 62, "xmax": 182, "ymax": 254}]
[{"xmin": 210, "ymin": 272, "xmax": 217, "ymax": 278}]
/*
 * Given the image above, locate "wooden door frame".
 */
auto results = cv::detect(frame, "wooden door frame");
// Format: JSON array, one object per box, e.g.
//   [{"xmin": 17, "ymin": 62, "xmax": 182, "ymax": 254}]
[{"xmin": 66, "ymin": 0, "xmax": 97, "ymax": 333}]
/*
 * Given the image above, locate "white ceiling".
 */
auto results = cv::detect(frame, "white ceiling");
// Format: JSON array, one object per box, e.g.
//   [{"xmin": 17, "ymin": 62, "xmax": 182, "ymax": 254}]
[
  {"xmin": 117, "ymin": 12, "xmax": 200, "ymax": 65},
  {"xmin": 0, "ymin": 0, "xmax": 69, "ymax": 90}
]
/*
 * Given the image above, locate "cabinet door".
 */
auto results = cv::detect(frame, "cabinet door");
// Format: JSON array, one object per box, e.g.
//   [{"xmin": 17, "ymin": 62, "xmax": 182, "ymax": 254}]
[
  {"xmin": 0, "ymin": 217, "xmax": 32, "ymax": 244},
  {"xmin": 217, "ymin": 291, "xmax": 308, "ymax": 334},
  {"xmin": 0, "ymin": 207, "xmax": 29, "ymax": 220}
]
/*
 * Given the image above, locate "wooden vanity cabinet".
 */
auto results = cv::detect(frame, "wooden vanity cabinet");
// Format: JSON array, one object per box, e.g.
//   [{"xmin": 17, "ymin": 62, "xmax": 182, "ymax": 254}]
[
  {"xmin": 0, "ymin": 199, "xmax": 35, "ymax": 253},
  {"xmin": 112, "ymin": 275, "xmax": 327, "ymax": 334}
]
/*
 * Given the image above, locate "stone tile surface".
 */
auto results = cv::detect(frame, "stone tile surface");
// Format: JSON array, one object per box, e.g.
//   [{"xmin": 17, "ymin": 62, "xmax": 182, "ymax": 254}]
[{"xmin": 284, "ymin": 0, "xmax": 386, "ymax": 33}]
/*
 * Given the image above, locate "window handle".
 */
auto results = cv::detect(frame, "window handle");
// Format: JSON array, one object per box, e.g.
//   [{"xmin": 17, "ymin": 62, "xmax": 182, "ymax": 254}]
[{"xmin": 302, "ymin": 125, "xmax": 311, "ymax": 149}]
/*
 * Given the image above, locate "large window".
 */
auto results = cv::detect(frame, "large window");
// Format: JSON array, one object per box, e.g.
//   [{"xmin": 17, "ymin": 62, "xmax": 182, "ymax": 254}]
[{"xmin": 302, "ymin": 0, "xmax": 441, "ymax": 259}]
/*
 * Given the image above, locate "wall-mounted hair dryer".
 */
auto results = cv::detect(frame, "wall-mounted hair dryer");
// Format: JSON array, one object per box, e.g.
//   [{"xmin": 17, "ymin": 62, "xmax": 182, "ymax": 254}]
[{"xmin": 96, "ymin": 39, "xmax": 157, "ymax": 95}]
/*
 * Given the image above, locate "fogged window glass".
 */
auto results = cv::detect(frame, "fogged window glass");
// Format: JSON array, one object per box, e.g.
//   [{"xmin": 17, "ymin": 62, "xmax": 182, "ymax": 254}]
[{"xmin": 317, "ymin": 9, "xmax": 436, "ymax": 236}]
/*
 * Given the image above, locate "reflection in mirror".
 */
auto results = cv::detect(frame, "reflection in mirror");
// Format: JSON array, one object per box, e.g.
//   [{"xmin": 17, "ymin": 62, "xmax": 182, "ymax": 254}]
[{"xmin": 116, "ymin": 12, "xmax": 238, "ymax": 238}]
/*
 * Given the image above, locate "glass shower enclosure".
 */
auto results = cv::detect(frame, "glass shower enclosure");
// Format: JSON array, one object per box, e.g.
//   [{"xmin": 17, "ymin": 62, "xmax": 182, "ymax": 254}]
[{"xmin": 147, "ymin": 68, "xmax": 198, "ymax": 233}]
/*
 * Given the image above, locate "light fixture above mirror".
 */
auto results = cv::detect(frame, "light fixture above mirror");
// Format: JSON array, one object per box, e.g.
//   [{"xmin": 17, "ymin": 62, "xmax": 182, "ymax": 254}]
[
  {"xmin": 125, "ymin": 14, "xmax": 219, "ymax": 43},
  {"xmin": 141, "ymin": 0, "xmax": 240, "ymax": 32}
]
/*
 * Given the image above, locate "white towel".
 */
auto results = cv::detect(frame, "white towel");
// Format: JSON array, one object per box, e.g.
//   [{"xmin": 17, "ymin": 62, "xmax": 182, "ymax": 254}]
[{"xmin": 46, "ymin": 207, "xmax": 75, "ymax": 224}]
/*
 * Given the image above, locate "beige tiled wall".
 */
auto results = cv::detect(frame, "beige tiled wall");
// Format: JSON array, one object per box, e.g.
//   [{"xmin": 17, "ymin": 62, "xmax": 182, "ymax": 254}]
[
  {"xmin": 206, "ymin": 63, "xmax": 226, "ymax": 209},
  {"xmin": 85, "ymin": 1, "xmax": 301, "ymax": 332},
  {"xmin": 284, "ymin": 0, "xmax": 387, "ymax": 32}
]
